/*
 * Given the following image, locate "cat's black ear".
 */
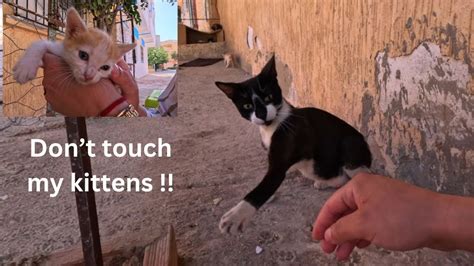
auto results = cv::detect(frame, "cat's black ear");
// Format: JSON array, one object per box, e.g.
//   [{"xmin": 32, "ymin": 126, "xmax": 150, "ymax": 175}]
[
  {"xmin": 260, "ymin": 55, "xmax": 277, "ymax": 78},
  {"xmin": 215, "ymin": 82, "xmax": 237, "ymax": 99},
  {"xmin": 66, "ymin": 8, "xmax": 87, "ymax": 38}
]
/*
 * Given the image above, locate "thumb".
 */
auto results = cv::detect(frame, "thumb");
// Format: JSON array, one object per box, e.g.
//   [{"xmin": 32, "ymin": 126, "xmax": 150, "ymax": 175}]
[
  {"xmin": 110, "ymin": 64, "xmax": 129, "ymax": 87},
  {"xmin": 325, "ymin": 211, "xmax": 368, "ymax": 245},
  {"xmin": 110, "ymin": 63, "xmax": 137, "ymax": 96}
]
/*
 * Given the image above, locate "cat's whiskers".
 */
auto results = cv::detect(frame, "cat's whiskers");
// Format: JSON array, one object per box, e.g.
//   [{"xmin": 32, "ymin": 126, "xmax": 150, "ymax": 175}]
[
  {"xmin": 50, "ymin": 71, "xmax": 74, "ymax": 89},
  {"xmin": 279, "ymin": 119, "xmax": 297, "ymax": 136},
  {"xmin": 57, "ymin": 77, "xmax": 73, "ymax": 92}
]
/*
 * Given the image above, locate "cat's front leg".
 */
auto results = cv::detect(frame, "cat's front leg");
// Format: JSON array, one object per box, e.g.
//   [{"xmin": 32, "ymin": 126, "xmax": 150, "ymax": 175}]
[
  {"xmin": 219, "ymin": 165, "xmax": 288, "ymax": 234},
  {"xmin": 13, "ymin": 41, "xmax": 63, "ymax": 84}
]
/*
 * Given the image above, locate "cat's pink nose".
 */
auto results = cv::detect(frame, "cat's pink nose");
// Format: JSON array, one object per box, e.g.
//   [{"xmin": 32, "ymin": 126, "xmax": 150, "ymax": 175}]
[{"xmin": 84, "ymin": 74, "xmax": 94, "ymax": 81}]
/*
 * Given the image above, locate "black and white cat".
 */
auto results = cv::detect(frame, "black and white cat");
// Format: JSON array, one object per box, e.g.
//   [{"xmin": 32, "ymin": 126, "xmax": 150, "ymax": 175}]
[{"xmin": 215, "ymin": 56, "xmax": 372, "ymax": 234}]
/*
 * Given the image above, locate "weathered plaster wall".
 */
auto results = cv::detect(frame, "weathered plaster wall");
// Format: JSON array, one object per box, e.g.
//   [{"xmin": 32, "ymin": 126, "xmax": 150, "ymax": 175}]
[
  {"xmin": 178, "ymin": 42, "xmax": 226, "ymax": 61},
  {"xmin": 217, "ymin": 0, "xmax": 473, "ymax": 194}
]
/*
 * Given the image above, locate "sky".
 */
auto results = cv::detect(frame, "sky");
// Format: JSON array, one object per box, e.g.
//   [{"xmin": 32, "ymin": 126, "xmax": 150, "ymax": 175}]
[{"xmin": 154, "ymin": 0, "xmax": 177, "ymax": 41}]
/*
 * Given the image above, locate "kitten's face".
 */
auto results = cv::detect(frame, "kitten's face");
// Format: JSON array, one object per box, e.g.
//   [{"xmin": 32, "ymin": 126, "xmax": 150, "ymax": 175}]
[
  {"xmin": 216, "ymin": 56, "xmax": 283, "ymax": 126},
  {"xmin": 62, "ymin": 8, "xmax": 136, "ymax": 85}
]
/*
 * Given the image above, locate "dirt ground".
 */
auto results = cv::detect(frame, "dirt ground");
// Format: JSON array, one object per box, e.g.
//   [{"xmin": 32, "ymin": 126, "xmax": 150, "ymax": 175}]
[{"xmin": 1, "ymin": 62, "xmax": 473, "ymax": 265}]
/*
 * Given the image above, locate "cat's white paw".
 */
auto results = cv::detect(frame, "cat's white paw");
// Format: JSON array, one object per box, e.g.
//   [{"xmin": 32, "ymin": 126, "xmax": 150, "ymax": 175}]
[
  {"xmin": 13, "ymin": 58, "xmax": 41, "ymax": 84},
  {"xmin": 314, "ymin": 176, "xmax": 348, "ymax": 190},
  {"xmin": 313, "ymin": 180, "xmax": 329, "ymax": 190},
  {"xmin": 219, "ymin": 200, "xmax": 256, "ymax": 234}
]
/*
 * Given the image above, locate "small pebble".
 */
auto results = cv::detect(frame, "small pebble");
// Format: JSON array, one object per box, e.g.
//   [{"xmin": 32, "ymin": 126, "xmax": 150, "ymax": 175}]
[
  {"xmin": 213, "ymin": 198, "xmax": 222, "ymax": 205},
  {"xmin": 256, "ymin": 245, "xmax": 263, "ymax": 255},
  {"xmin": 0, "ymin": 195, "xmax": 8, "ymax": 201}
]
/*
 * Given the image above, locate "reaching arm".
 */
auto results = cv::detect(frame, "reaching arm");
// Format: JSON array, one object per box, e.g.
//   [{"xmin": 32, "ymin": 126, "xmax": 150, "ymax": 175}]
[
  {"xmin": 312, "ymin": 173, "xmax": 474, "ymax": 261},
  {"xmin": 430, "ymin": 193, "xmax": 474, "ymax": 252}
]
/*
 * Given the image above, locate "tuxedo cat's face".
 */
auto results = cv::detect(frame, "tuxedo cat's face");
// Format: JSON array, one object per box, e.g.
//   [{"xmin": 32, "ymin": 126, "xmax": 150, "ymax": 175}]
[{"xmin": 216, "ymin": 56, "xmax": 283, "ymax": 126}]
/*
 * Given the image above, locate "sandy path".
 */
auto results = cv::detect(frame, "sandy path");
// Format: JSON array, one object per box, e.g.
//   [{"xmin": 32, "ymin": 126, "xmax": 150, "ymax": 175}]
[{"xmin": 1, "ymin": 62, "xmax": 473, "ymax": 265}]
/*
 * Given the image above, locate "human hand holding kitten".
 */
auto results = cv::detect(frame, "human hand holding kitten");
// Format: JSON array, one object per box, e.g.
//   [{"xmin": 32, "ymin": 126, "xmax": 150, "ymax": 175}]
[{"xmin": 42, "ymin": 53, "xmax": 127, "ymax": 117}]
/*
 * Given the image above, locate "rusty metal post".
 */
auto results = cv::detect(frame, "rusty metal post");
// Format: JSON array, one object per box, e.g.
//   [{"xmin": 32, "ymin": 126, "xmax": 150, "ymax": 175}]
[{"xmin": 65, "ymin": 117, "xmax": 103, "ymax": 266}]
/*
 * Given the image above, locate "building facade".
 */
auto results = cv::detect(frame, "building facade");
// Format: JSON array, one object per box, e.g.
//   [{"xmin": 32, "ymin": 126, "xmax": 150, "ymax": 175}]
[{"xmin": 116, "ymin": 0, "xmax": 156, "ymax": 78}]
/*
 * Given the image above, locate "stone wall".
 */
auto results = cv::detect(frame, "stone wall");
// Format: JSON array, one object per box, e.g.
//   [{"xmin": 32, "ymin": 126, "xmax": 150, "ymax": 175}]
[{"xmin": 217, "ymin": 0, "xmax": 473, "ymax": 195}]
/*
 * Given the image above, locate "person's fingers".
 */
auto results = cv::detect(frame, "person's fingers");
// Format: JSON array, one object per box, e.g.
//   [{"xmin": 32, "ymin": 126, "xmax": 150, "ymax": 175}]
[
  {"xmin": 320, "ymin": 239, "xmax": 337, "ymax": 254},
  {"xmin": 335, "ymin": 242, "xmax": 356, "ymax": 261},
  {"xmin": 312, "ymin": 184, "xmax": 357, "ymax": 240},
  {"xmin": 116, "ymin": 59, "xmax": 130, "ymax": 70},
  {"xmin": 110, "ymin": 63, "xmax": 134, "ymax": 90},
  {"xmin": 356, "ymin": 239, "xmax": 371, "ymax": 249},
  {"xmin": 109, "ymin": 61, "xmax": 139, "ymax": 108},
  {"xmin": 324, "ymin": 210, "xmax": 367, "ymax": 245},
  {"xmin": 110, "ymin": 64, "xmax": 126, "ymax": 84}
]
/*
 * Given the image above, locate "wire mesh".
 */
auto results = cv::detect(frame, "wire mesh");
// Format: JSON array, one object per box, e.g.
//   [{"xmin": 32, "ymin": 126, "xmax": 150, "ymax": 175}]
[{"xmin": 2, "ymin": 0, "xmax": 135, "ymax": 116}]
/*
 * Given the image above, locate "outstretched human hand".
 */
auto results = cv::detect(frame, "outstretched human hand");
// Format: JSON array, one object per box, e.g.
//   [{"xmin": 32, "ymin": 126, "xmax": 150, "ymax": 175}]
[{"xmin": 312, "ymin": 173, "xmax": 474, "ymax": 261}]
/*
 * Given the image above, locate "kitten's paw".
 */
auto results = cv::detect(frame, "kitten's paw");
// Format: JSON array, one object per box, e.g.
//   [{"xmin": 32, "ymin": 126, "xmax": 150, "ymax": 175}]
[
  {"xmin": 313, "ymin": 176, "xmax": 348, "ymax": 190},
  {"xmin": 13, "ymin": 58, "xmax": 41, "ymax": 84},
  {"xmin": 219, "ymin": 200, "xmax": 256, "ymax": 234},
  {"xmin": 313, "ymin": 180, "xmax": 329, "ymax": 190}
]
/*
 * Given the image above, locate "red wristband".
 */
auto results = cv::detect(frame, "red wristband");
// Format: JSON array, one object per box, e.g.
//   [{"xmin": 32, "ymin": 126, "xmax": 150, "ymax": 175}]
[{"xmin": 99, "ymin": 96, "xmax": 127, "ymax": 117}]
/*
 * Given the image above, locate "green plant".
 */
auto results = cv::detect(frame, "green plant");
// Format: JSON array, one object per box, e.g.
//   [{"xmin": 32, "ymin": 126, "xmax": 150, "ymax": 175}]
[
  {"xmin": 148, "ymin": 47, "xmax": 169, "ymax": 67},
  {"xmin": 74, "ymin": 0, "xmax": 176, "ymax": 33},
  {"xmin": 171, "ymin": 51, "xmax": 178, "ymax": 60},
  {"xmin": 75, "ymin": 0, "xmax": 148, "ymax": 32}
]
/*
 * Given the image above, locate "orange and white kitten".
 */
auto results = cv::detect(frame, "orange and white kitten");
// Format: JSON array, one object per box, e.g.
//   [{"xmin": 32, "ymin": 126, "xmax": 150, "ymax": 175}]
[
  {"xmin": 13, "ymin": 8, "xmax": 136, "ymax": 85},
  {"xmin": 223, "ymin": 53, "xmax": 235, "ymax": 68}
]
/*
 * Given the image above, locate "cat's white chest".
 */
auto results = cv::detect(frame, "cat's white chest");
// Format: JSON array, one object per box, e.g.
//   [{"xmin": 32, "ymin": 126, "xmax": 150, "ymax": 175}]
[
  {"xmin": 259, "ymin": 124, "xmax": 278, "ymax": 149},
  {"xmin": 258, "ymin": 101, "xmax": 291, "ymax": 149}
]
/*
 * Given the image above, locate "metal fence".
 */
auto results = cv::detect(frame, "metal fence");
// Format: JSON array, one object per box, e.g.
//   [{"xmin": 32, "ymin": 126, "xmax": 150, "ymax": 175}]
[
  {"xmin": 116, "ymin": 9, "xmax": 136, "ymax": 77},
  {"xmin": 5, "ymin": 0, "xmax": 75, "ymax": 31}
]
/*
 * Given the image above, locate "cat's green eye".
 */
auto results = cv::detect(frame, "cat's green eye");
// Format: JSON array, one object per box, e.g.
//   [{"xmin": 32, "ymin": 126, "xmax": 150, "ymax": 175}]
[
  {"xmin": 100, "ymin": 65, "xmax": 110, "ymax": 71},
  {"xmin": 264, "ymin": 95, "xmax": 273, "ymax": 103},
  {"xmin": 78, "ymin": 50, "xmax": 89, "ymax": 61},
  {"xmin": 243, "ymin": 104, "xmax": 253, "ymax": 110}
]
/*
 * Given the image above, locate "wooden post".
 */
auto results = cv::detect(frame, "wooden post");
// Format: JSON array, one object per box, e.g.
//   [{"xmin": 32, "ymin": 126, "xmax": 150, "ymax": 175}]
[{"xmin": 143, "ymin": 225, "xmax": 179, "ymax": 266}]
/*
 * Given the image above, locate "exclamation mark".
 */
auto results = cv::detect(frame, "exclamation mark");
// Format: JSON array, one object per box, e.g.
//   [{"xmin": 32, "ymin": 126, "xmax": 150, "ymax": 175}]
[
  {"xmin": 168, "ymin": 174, "xmax": 173, "ymax": 192},
  {"xmin": 161, "ymin": 174, "xmax": 173, "ymax": 192}
]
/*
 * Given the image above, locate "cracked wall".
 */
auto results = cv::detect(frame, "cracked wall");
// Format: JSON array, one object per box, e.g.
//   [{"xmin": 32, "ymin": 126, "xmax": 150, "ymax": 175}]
[
  {"xmin": 217, "ymin": 0, "xmax": 473, "ymax": 194},
  {"xmin": 373, "ymin": 42, "xmax": 472, "ymax": 193}
]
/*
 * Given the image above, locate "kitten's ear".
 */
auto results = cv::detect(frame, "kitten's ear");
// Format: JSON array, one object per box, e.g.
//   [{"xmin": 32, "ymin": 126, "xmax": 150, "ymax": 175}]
[
  {"xmin": 215, "ymin": 82, "xmax": 237, "ymax": 99},
  {"xmin": 66, "ymin": 8, "xmax": 87, "ymax": 38},
  {"xmin": 260, "ymin": 55, "xmax": 277, "ymax": 78},
  {"xmin": 117, "ymin": 43, "xmax": 137, "ymax": 58}
]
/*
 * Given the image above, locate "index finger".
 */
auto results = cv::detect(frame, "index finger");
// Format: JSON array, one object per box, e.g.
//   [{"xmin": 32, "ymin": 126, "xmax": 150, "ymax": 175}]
[
  {"xmin": 312, "ymin": 183, "xmax": 357, "ymax": 240},
  {"xmin": 116, "ymin": 59, "xmax": 130, "ymax": 71}
]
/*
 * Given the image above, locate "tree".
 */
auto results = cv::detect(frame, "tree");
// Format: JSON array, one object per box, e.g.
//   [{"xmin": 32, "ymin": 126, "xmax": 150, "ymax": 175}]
[
  {"xmin": 171, "ymin": 51, "xmax": 178, "ymax": 60},
  {"xmin": 74, "ymin": 0, "xmax": 176, "ymax": 33},
  {"xmin": 74, "ymin": 0, "xmax": 147, "ymax": 32},
  {"xmin": 148, "ymin": 47, "xmax": 169, "ymax": 69}
]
